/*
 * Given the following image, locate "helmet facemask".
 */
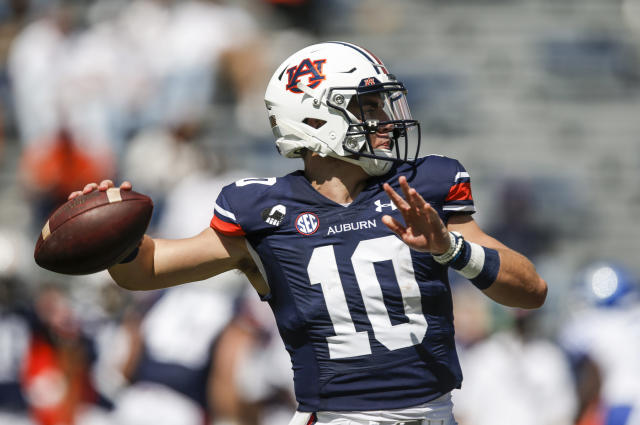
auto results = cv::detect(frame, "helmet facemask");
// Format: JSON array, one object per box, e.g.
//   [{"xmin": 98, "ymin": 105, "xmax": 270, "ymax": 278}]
[{"xmin": 326, "ymin": 79, "xmax": 421, "ymax": 175}]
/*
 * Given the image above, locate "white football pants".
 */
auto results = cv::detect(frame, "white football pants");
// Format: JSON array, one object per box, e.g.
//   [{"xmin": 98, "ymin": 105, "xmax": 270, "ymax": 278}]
[{"xmin": 287, "ymin": 393, "xmax": 457, "ymax": 425}]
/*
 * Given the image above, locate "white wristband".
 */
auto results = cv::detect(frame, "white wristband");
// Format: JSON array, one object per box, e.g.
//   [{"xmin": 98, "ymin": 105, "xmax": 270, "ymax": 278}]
[
  {"xmin": 458, "ymin": 241, "xmax": 486, "ymax": 279},
  {"xmin": 433, "ymin": 232, "xmax": 463, "ymax": 265}
]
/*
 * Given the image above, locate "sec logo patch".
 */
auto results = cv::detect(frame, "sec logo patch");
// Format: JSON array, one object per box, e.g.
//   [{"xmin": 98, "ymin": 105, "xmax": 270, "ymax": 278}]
[{"xmin": 295, "ymin": 212, "xmax": 319, "ymax": 235}]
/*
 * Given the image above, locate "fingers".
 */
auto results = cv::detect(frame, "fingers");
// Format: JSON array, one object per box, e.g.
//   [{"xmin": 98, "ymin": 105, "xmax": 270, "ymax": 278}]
[
  {"xmin": 399, "ymin": 176, "xmax": 413, "ymax": 204},
  {"xmin": 387, "ymin": 176, "xmax": 428, "ymax": 216},
  {"xmin": 383, "ymin": 183, "xmax": 410, "ymax": 210},
  {"xmin": 81, "ymin": 182, "xmax": 97, "ymax": 194},
  {"xmin": 68, "ymin": 191, "xmax": 83, "ymax": 200},
  {"xmin": 97, "ymin": 179, "xmax": 115, "ymax": 191},
  {"xmin": 386, "ymin": 175, "xmax": 444, "ymax": 225},
  {"xmin": 381, "ymin": 215, "xmax": 405, "ymax": 235},
  {"xmin": 422, "ymin": 201, "xmax": 443, "ymax": 225},
  {"xmin": 401, "ymin": 176, "xmax": 432, "ymax": 212},
  {"xmin": 407, "ymin": 183, "xmax": 427, "ymax": 209},
  {"xmin": 69, "ymin": 180, "xmax": 131, "ymax": 200}
]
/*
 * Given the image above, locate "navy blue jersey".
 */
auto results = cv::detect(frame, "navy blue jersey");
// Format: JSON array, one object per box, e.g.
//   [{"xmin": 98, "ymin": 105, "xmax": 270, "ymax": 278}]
[{"xmin": 210, "ymin": 155, "xmax": 474, "ymax": 412}]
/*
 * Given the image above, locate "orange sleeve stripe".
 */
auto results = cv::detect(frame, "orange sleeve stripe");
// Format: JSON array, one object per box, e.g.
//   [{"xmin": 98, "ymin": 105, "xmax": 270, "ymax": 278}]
[
  {"xmin": 445, "ymin": 182, "xmax": 473, "ymax": 202},
  {"xmin": 210, "ymin": 215, "xmax": 245, "ymax": 236}
]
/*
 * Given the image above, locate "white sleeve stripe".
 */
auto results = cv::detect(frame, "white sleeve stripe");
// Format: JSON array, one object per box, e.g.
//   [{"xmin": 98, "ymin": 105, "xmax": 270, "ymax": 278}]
[
  {"xmin": 454, "ymin": 171, "xmax": 470, "ymax": 182},
  {"xmin": 460, "ymin": 242, "xmax": 485, "ymax": 279},
  {"xmin": 214, "ymin": 203, "xmax": 237, "ymax": 221},
  {"xmin": 443, "ymin": 205, "xmax": 475, "ymax": 212}
]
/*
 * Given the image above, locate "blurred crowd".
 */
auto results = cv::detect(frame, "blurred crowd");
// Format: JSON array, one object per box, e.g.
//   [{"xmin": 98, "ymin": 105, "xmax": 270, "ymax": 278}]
[{"xmin": 0, "ymin": 0, "xmax": 640, "ymax": 425}]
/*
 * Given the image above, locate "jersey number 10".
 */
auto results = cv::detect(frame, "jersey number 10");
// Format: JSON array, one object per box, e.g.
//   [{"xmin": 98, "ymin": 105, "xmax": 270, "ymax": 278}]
[{"xmin": 307, "ymin": 235, "xmax": 428, "ymax": 359}]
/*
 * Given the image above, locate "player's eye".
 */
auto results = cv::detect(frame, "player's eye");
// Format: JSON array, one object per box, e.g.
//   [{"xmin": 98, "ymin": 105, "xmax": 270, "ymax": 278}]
[
  {"xmin": 362, "ymin": 107, "xmax": 375, "ymax": 116},
  {"xmin": 361, "ymin": 103, "xmax": 380, "ymax": 114}
]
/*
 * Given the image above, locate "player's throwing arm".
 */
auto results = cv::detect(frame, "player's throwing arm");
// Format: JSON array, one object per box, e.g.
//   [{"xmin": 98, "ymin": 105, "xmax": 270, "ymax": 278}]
[{"xmin": 58, "ymin": 180, "xmax": 258, "ymax": 293}]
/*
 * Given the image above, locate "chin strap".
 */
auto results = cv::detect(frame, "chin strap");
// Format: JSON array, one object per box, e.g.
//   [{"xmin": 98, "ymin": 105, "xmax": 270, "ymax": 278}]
[{"xmin": 329, "ymin": 151, "xmax": 393, "ymax": 176}]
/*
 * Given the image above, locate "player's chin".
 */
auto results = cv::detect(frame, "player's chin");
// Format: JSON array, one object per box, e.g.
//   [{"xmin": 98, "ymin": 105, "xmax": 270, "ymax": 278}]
[{"xmin": 372, "ymin": 145, "xmax": 393, "ymax": 159}]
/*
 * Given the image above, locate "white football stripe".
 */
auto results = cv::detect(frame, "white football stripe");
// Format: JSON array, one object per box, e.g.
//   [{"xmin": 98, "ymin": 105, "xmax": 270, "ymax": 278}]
[
  {"xmin": 106, "ymin": 188, "xmax": 122, "ymax": 203},
  {"xmin": 454, "ymin": 171, "xmax": 470, "ymax": 182},
  {"xmin": 41, "ymin": 221, "xmax": 51, "ymax": 240},
  {"xmin": 214, "ymin": 203, "xmax": 237, "ymax": 221}
]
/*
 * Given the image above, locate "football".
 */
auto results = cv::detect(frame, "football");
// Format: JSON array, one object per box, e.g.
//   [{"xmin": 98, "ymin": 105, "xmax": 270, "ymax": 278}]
[{"xmin": 34, "ymin": 188, "xmax": 153, "ymax": 275}]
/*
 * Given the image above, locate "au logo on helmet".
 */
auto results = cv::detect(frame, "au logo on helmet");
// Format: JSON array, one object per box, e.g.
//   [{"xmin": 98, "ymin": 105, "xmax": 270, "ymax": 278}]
[{"xmin": 286, "ymin": 58, "xmax": 327, "ymax": 93}]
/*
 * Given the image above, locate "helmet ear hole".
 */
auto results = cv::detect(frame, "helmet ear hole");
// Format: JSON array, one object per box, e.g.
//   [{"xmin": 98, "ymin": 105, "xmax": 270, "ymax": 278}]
[{"xmin": 303, "ymin": 118, "xmax": 327, "ymax": 129}]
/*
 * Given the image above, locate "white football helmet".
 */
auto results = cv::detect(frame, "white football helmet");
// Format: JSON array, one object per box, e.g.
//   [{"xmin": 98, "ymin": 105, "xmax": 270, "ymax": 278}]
[{"xmin": 264, "ymin": 41, "xmax": 421, "ymax": 176}]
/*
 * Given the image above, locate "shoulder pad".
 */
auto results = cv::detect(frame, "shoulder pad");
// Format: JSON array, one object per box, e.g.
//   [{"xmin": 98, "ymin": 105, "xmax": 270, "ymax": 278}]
[{"xmin": 211, "ymin": 177, "xmax": 283, "ymax": 236}]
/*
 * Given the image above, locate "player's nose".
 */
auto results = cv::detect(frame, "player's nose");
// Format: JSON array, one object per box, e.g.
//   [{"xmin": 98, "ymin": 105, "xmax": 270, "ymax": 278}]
[
  {"xmin": 377, "ymin": 119, "xmax": 394, "ymax": 133},
  {"xmin": 374, "ymin": 108, "xmax": 392, "ymax": 129}
]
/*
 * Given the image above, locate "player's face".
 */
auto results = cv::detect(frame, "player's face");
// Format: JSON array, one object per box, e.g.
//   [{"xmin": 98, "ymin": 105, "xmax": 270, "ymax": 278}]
[{"xmin": 347, "ymin": 93, "xmax": 394, "ymax": 150}]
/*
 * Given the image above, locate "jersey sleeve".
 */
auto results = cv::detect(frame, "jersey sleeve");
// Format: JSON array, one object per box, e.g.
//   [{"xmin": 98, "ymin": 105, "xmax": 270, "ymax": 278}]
[
  {"xmin": 210, "ymin": 177, "xmax": 281, "ymax": 237},
  {"xmin": 442, "ymin": 160, "xmax": 475, "ymax": 215},
  {"xmin": 210, "ymin": 185, "xmax": 246, "ymax": 236}
]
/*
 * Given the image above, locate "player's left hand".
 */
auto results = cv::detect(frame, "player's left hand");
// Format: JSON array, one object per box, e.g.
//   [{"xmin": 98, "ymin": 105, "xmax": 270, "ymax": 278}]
[{"xmin": 382, "ymin": 176, "xmax": 451, "ymax": 254}]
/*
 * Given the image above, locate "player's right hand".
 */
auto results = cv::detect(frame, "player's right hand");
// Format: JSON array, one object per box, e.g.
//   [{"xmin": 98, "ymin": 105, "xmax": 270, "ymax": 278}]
[
  {"xmin": 381, "ymin": 176, "xmax": 451, "ymax": 254},
  {"xmin": 68, "ymin": 180, "xmax": 132, "ymax": 200}
]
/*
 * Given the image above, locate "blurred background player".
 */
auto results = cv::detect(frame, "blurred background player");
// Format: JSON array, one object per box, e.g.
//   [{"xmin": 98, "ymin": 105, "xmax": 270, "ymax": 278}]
[
  {"xmin": 21, "ymin": 283, "xmax": 98, "ymax": 425},
  {"xmin": 109, "ymin": 282, "xmax": 246, "ymax": 425},
  {"xmin": 560, "ymin": 261, "xmax": 640, "ymax": 425},
  {"xmin": 451, "ymin": 284, "xmax": 576, "ymax": 425},
  {"xmin": 0, "ymin": 274, "xmax": 33, "ymax": 425}
]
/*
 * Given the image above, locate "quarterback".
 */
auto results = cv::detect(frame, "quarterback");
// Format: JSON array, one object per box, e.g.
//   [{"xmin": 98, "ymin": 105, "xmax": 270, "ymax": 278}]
[{"xmin": 72, "ymin": 42, "xmax": 547, "ymax": 425}]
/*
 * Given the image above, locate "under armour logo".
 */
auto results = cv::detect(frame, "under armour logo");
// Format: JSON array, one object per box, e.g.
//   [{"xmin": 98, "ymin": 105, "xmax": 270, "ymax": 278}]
[
  {"xmin": 374, "ymin": 199, "xmax": 397, "ymax": 212},
  {"xmin": 286, "ymin": 58, "xmax": 326, "ymax": 93},
  {"xmin": 262, "ymin": 204, "xmax": 287, "ymax": 226}
]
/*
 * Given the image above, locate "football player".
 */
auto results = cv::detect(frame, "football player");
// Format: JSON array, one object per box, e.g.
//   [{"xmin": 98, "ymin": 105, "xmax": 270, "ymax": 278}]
[{"xmin": 71, "ymin": 42, "xmax": 547, "ymax": 425}]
